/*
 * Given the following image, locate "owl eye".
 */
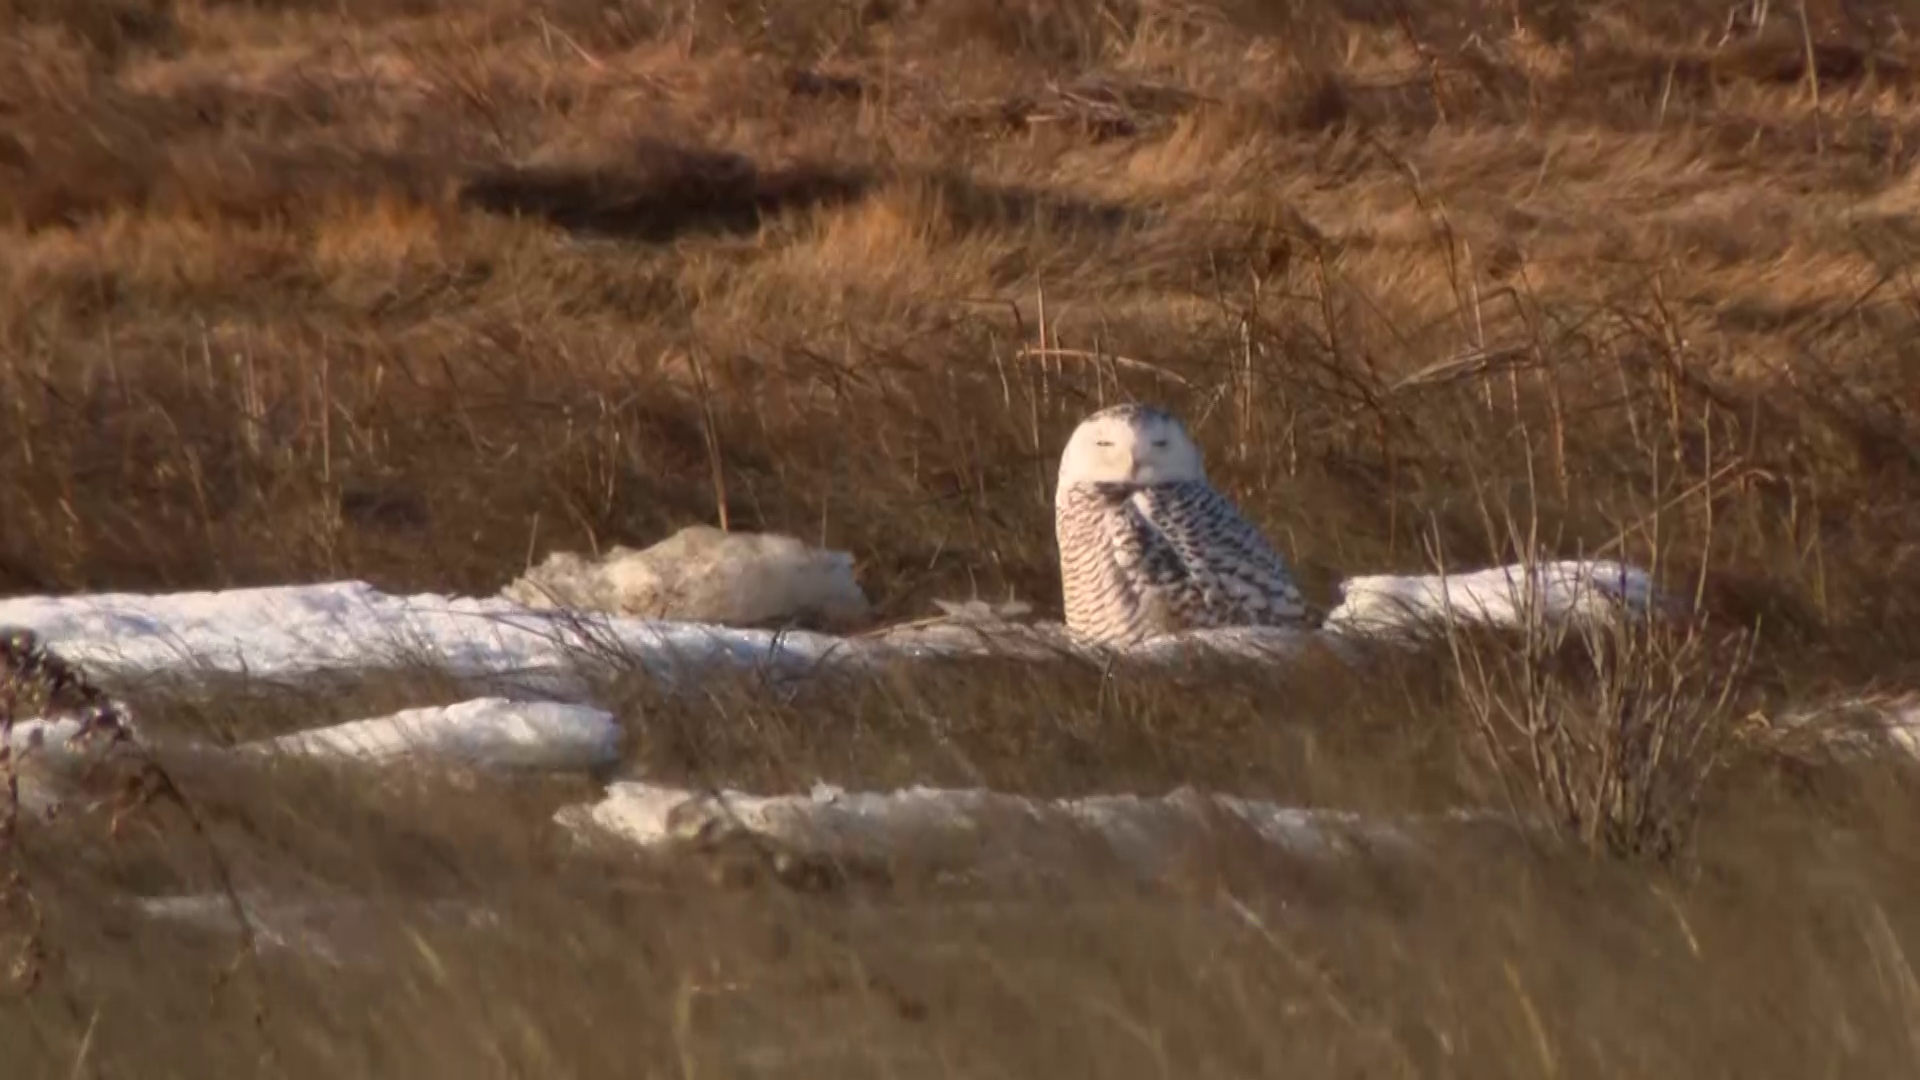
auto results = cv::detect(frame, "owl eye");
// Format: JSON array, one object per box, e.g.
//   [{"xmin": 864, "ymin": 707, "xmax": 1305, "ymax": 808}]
[{"xmin": 1095, "ymin": 440, "xmax": 1114, "ymax": 448}]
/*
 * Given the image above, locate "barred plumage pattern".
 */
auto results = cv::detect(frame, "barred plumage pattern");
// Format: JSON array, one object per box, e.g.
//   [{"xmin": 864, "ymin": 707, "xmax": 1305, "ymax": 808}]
[
  {"xmin": 1057, "ymin": 481, "xmax": 1310, "ymax": 645},
  {"xmin": 1054, "ymin": 405, "xmax": 1311, "ymax": 646}
]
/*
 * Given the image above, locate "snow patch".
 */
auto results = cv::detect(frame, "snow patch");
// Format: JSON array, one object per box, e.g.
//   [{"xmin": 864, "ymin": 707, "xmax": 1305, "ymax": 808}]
[
  {"xmin": 558, "ymin": 780, "xmax": 1424, "ymax": 877},
  {"xmin": 1772, "ymin": 692, "xmax": 1920, "ymax": 762},
  {"xmin": 1324, "ymin": 560, "xmax": 1660, "ymax": 638},
  {"xmin": 5, "ymin": 713, "xmax": 142, "ymax": 762},
  {"xmin": 4, "ymin": 713, "xmax": 150, "ymax": 819},
  {"xmin": 0, "ymin": 560, "xmax": 1666, "ymax": 694},
  {"xmin": 501, "ymin": 526, "xmax": 870, "ymax": 631},
  {"xmin": 134, "ymin": 891, "xmax": 498, "ymax": 967},
  {"xmin": 0, "ymin": 559, "xmax": 1683, "ymax": 792},
  {"xmin": 0, "ymin": 580, "xmax": 848, "ymax": 685},
  {"xmin": 242, "ymin": 697, "xmax": 622, "ymax": 771}
]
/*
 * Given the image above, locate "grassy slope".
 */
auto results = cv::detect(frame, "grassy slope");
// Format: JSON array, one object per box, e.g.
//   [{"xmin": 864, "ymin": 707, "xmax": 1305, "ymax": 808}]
[{"xmin": 7, "ymin": 0, "xmax": 1920, "ymax": 1075}]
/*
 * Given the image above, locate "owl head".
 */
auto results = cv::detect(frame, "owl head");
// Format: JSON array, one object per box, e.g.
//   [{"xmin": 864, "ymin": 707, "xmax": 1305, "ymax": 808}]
[{"xmin": 1056, "ymin": 404, "xmax": 1206, "ymax": 490}]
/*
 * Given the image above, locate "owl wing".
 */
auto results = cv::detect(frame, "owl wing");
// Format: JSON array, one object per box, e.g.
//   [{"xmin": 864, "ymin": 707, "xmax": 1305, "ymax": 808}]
[
  {"xmin": 1090, "ymin": 483, "xmax": 1190, "ymax": 594},
  {"xmin": 1128, "ymin": 481, "xmax": 1311, "ymax": 627}
]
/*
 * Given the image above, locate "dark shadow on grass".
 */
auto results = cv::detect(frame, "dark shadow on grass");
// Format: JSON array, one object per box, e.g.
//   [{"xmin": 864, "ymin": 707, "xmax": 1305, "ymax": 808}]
[
  {"xmin": 459, "ymin": 140, "xmax": 1148, "ymax": 243},
  {"xmin": 924, "ymin": 169, "xmax": 1144, "ymax": 234},
  {"xmin": 457, "ymin": 139, "xmax": 874, "ymax": 242},
  {"xmin": 5, "ymin": 0, "xmax": 180, "ymax": 63}
]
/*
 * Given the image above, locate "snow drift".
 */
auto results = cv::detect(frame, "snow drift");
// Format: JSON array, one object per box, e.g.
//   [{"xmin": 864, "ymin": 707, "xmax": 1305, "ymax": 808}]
[
  {"xmin": 500, "ymin": 526, "xmax": 871, "ymax": 631},
  {"xmin": 554, "ymin": 779, "xmax": 1474, "ymax": 881},
  {"xmin": 0, "ymin": 559, "xmax": 1662, "ymax": 688}
]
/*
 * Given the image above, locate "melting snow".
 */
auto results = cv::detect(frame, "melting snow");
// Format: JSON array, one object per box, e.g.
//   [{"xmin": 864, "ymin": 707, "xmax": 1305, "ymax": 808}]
[
  {"xmin": 0, "ymin": 560, "xmax": 1661, "ymax": 687},
  {"xmin": 501, "ymin": 526, "xmax": 871, "ymax": 631},
  {"xmin": 556, "ymin": 780, "xmax": 1437, "ymax": 876},
  {"xmin": 1325, "ymin": 560, "xmax": 1663, "ymax": 638},
  {"xmin": 0, "ymin": 581, "xmax": 850, "ymax": 687},
  {"xmin": 241, "ymin": 697, "xmax": 621, "ymax": 771},
  {"xmin": 5, "ymin": 714, "xmax": 144, "ymax": 760},
  {"xmin": 134, "ymin": 891, "xmax": 499, "ymax": 967},
  {"xmin": 0, "ymin": 558, "xmax": 1778, "ymax": 938},
  {"xmin": 0, "ymin": 560, "xmax": 1670, "ymax": 834}
]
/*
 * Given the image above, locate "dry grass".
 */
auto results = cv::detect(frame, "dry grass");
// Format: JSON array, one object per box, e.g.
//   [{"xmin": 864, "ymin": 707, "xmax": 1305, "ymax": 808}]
[{"xmin": 8, "ymin": 0, "xmax": 1920, "ymax": 1073}]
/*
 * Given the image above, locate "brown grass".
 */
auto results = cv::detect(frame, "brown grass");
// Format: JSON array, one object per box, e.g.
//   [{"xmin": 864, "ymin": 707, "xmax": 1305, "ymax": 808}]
[{"xmin": 8, "ymin": 0, "xmax": 1920, "ymax": 1073}]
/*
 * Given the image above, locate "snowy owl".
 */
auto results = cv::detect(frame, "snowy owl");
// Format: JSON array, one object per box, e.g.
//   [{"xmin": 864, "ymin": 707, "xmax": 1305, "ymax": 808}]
[{"xmin": 1054, "ymin": 404, "xmax": 1311, "ymax": 645}]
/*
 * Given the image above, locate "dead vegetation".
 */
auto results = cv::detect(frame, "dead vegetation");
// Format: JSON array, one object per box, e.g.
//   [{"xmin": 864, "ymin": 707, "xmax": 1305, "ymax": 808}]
[{"xmin": 6, "ymin": 0, "xmax": 1920, "ymax": 1074}]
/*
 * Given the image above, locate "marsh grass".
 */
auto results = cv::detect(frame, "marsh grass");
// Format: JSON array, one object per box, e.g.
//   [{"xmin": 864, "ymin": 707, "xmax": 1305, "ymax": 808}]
[{"xmin": 11, "ymin": 657, "xmax": 1920, "ymax": 1078}]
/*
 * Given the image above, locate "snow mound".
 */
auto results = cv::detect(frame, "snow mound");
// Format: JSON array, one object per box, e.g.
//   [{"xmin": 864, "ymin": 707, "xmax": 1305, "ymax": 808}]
[
  {"xmin": 1771, "ymin": 691, "xmax": 1920, "ymax": 762},
  {"xmin": 869, "ymin": 561, "xmax": 1654, "ymax": 665},
  {"xmin": 0, "ymin": 559, "xmax": 1666, "ymax": 691},
  {"xmin": 5, "ymin": 711, "xmax": 151, "ymax": 818},
  {"xmin": 1133, "ymin": 624, "xmax": 1364, "ymax": 664},
  {"xmin": 864, "ymin": 617, "xmax": 1084, "ymax": 661},
  {"xmin": 5, "ymin": 713, "xmax": 144, "ymax": 763},
  {"xmin": 135, "ymin": 891, "xmax": 498, "ymax": 967},
  {"xmin": 242, "ymin": 697, "xmax": 622, "ymax": 771},
  {"xmin": 0, "ymin": 580, "xmax": 848, "ymax": 685},
  {"xmin": 8, "ymin": 697, "xmax": 622, "ymax": 821},
  {"xmin": 558, "ymin": 780, "xmax": 1431, "ymax": 878},
  {"xmin": 501, "ymin": 526, "xmax": 870, "ymax": 631},
  {"xmin": 1325, "ymin": 560, "xmax": 1659, "ymax": 638}
]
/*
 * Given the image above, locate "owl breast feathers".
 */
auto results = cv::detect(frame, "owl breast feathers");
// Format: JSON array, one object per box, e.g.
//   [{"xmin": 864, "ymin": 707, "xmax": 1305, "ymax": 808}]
[{"xmin": 1056, "ymin": 479, "xmax": 1311, "ymax": 646}]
